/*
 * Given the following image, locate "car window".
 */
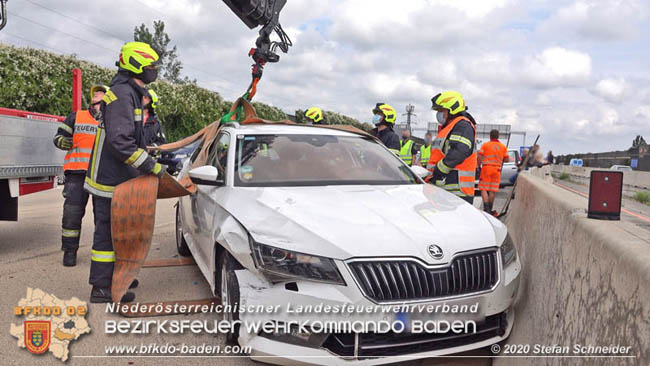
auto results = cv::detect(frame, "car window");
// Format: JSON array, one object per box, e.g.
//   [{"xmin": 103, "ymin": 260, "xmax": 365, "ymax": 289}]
[
  {"xmin": 234, "ymin": 134, "xmax": 419, "ymax": 187},
  {"xmin": 507, "ymin": 151, "xmax": 517, "ymax": 163},
  {"xmin": 189, "ymin": 140, "xmax": 205, "ymax": 164},
  {"xmin": 208, "ymin": 132, "xmax": 230, "ymax": 179}
]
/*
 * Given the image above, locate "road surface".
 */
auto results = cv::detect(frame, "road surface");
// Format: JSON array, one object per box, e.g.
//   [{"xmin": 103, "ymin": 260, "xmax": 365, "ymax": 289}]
[{"xmin": 0, "ymin": 188, "xmax": 493, "ymax": 365}]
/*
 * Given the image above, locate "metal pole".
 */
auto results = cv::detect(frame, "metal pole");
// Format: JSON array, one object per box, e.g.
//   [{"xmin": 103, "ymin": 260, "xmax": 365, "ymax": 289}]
[{"xmin": 72, "ymin": 68, "xmax": 82, "ymax": 112}]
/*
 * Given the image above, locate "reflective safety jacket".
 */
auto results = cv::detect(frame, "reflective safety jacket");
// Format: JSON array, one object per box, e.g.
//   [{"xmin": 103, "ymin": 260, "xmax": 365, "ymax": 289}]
[
  {"xmin": 400, "ymin": 139, "xmax": 415, "ymax": 165},
  {"xmin": 84, "ymin": 71, "xmax": 159, "ymax": 198},
  {"xmin": 54, "ymin": 110, "xmax": 99, "ymax": 173},
  {"xmin": 479, "ymin": 140, "xmax": 508, "ymax": 167},
  {"xmin": 420, "ymin": 144, "xmax": 432, "ymax": 167},
  {"xmin": 427, "ymin": 114, "xmax": 477, "ymax": 197}
]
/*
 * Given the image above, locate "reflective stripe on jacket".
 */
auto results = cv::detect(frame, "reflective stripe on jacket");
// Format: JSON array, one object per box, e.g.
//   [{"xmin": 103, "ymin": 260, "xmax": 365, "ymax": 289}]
[
  {"xmin": 63, "ymin": 110, "xmax": 98, "ymax": 172},
  {"xmin": 427, "ymin": 116, "xmax": 477, "ymax": 197}
]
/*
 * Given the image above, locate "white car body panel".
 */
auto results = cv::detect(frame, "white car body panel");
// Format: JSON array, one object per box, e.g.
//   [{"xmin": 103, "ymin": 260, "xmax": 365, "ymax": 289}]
[{"xmin": 177, "ymin": 124, "xmax": 521, "ymax": 364}]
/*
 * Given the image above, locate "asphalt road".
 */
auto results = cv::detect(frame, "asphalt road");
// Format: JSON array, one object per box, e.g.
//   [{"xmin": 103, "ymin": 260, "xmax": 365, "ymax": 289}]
[{"xmin": 1, "ymin": 188, "xmax": 494, "ymax": 366}]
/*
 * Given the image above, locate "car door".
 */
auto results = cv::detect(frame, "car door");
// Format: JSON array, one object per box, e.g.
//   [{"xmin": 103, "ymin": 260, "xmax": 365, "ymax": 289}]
[
  {"xmin": 501, "ymin": 150, "xmax": 519, "ymax": 185},
  {"xmin": 192, "ymin": 131, "xmax": 231, "ymax": 268}
]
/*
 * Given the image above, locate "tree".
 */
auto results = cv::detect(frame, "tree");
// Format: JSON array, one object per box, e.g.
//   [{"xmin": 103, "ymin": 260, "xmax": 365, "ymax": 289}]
[
  {"xmin": 632, "ymin": 135, "xmax": 647, "ymax": 148},
  {"xmin": 134, "ymin": 20, "xmax": 184, "ymax": 83}
]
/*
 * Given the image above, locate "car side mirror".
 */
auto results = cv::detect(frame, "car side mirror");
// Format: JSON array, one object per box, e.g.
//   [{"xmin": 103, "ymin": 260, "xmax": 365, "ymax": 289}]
[
  {"xmin": 410, "ymin": 165, "xmax": 430, "ymax": 179},
  {"xmin": 189, "ymin": 166, "xmax": 222, "ymax": 186}
]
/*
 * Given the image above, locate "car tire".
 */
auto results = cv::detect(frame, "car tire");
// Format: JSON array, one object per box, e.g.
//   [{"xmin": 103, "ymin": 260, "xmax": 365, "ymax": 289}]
[
  {"xmin": 217, "ymin": 251, "xmax": 243, "ymax": 345},
  {"xmin": 175, "ymin": 204, "xmax": 191, "ymax": 257}
]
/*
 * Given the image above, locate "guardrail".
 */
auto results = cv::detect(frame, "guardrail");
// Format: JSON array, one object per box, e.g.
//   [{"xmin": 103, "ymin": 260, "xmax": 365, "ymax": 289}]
[
  {"xmin": 496, "ymin": 171, "xmax": 650, "ymax": 365},
  {"xmin": 550, "ymin": 165, "xmax": 650, "ymax": 192}
]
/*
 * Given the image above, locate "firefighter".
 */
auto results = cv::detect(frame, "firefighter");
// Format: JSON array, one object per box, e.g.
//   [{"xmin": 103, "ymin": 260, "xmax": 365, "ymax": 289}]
[
  {"xmin": 304, "ymin": 107, "xmax": 325, "ymax": 125},
  {"xmin": 426, "ymin": 91, "xmax": 477, "ymax": 204},
  {"xmin": 84, "ymin": 41, "xmax": 165, "ymax": 303},
  {"xmin": 400, "ymin": 129, "xmax": 417, "ymax": 166},
  {"xmin": 142, "ymin": 88, "xmax": 166, "ymax": 146},
  {"xmin": 53, "ymin": 85, "xmax": 108, "ymax": 267},
  {"xmin": 478, "ymin": 129, "xmax": 510, "ymax": 214},
  {"xmin": 370, "ymin": 103, "xmax": 400, "ymax": 156},
  {"xmin": 419, "ymin": 132, "xmax": 433, "ymax": 167}
]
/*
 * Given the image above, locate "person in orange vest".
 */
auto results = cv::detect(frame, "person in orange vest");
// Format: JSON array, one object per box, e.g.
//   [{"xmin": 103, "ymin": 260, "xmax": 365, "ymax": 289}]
[
  {"xmin": 53, "ymin": 85, "xmax": 108, "ymax": 267},
  {"xmin": 478, "ymin": 129, "xmax": 510, "ymax": 214},
  {"xmin": 426, "ymin": 91, "xmax": 477, "ymax": 204}
]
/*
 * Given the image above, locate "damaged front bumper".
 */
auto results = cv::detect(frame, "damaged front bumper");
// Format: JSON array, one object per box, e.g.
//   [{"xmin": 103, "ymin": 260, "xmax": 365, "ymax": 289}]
[{"xmin": 233, "ymin": 252, "xmax": 521, "ymax": 365}]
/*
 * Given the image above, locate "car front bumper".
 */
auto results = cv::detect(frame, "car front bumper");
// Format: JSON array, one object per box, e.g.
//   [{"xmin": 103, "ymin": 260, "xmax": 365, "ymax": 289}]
[{"xmin": 235, "ymin": 254, "xmax": 521, "ymax": 365}]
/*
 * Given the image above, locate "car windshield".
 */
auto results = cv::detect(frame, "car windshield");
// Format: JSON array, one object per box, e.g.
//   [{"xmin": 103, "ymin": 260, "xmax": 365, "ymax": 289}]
[{"xmin": 234, "ymin": 134, "xmax": 419, "ymax": 187}]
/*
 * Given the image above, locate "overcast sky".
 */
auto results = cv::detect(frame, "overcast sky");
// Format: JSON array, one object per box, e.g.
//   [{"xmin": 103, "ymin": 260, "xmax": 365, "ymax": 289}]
[{"xmin": 1, "ymin": 0, "xmax": 649, "ymax": 154}]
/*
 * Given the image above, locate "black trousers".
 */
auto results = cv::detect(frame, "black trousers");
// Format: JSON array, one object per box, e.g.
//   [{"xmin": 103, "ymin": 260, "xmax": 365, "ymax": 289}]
[
  {"xmin": 61, "ymin": 172, "xmax": 89, "ymax": 251},
  {"xmin": 89, "ymin": 195, "xmax": 115, "ymax": 288}
]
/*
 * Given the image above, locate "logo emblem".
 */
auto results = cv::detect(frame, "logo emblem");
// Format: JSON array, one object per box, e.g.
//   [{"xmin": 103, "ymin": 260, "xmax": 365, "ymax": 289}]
[
  {"xmin": 428, "ymin": 244, "xmax": 444, "ymax": 259},
  {"xmin": 25, "ymin": 321, "xmax": 51, "ymax": 354}
]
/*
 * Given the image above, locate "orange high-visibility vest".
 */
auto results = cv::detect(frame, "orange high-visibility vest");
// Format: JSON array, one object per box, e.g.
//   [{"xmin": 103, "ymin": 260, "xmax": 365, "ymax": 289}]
[
  {"xmin": 63, "ymin": 110, "xmax": 99, "ymax": 172},
  {"xmin": 427, "ymin": 116, "xmax": 477, "ymax": 196},
  {"xmin": 479, "ymin": 140, "xmax": 508, "ymax": 167}
]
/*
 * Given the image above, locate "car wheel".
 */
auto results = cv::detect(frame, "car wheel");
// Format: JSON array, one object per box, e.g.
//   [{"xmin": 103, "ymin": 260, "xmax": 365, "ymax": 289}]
[
  {"xmin": 218, "ymin": 251, "xmax": 243, "ymax": 345},
  {"xmin": 175, "ymin": 204, "xmax": 191, "ymax": 257}
]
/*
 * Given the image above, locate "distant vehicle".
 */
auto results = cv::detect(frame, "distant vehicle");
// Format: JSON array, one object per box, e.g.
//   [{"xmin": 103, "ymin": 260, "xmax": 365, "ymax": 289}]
[
  {"xmin": 500, "ymin": 149, "xmax": 520, "ymax": 186},
  {"xmin": 569, "ymin": 159, "xmax": 584, "ymax": 167},
  {"xmin": 610, "ymin": 165, "xmax": 632, "ymax": 172}
]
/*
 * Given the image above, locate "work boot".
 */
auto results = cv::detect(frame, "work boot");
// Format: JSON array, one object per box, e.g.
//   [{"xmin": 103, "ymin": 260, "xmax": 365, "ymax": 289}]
[
  {"xmin": 90, "ymin": 286, "xmax": 136, "ymax": 303},
  {"xmin": 483, "ymin": 202, "xmax": 492, "ymax": 214},
  {"xmin": 62, "ymin": 250, "xmax": 77, "ymax": 267}
]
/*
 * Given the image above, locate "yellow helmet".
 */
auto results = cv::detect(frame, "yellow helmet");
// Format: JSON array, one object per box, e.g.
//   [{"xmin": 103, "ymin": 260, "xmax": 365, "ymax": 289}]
[
  {"xmin": 89, "ymin": 85, "xmax": 109, "ymax": 102},
  {"xmin": 118, "ymin": 42, "xmax": 160, "ymax": 74},
  {"xmin": 373, "ymin": 103, "xmax": 397, "ymax": 124},
  {"xmin": 305, "ymin": 107, "xmax": 323, "ymax": 123},
  {"xmin": 431, "ymin": 91, "xmax": 466, "ymax": 115},
  {"xmin": 147, "ymin": 88, "xmax": 159, "ymax": 110}
]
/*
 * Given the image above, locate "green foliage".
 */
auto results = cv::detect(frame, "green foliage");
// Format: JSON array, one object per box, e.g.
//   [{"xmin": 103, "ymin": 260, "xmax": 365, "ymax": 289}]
[
  {"xmin": 295, "ymin": 109, "xmax": 371, "ymax": 131},
  {"xmin": 633, "ymin": 191, "xmax": 650, "ymax": 205},
  {"xmin": 134, "ymin": 20, "xmax": 186, "ymax": 83},
  {"xmin": 0, "ymin": 43, "xmax": 297, "ymax": 142},
  {"xmin": 558, "ymin": 172, "xmax": 570, "ymax": 180}
]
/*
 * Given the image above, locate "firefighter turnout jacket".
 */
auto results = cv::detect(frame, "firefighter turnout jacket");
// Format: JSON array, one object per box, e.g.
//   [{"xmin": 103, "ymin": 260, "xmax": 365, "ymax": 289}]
[
  {"xmin": 427, "ymin": 112, "xmax": 477, "ymax": 197},
  {"xmin": 144, "ymin": 114, "xmax": 167, "ymax": 146},
  {"xmin": 53, "ymin": 110, "xmax": 99, "ymax": 172},
  {"xmin": 84, "ymin": 70, "xmax": 161, "ymax": 198},
  {"xmin": 371, "ymin": 127, "xmax": 401, "ymax": 156}
]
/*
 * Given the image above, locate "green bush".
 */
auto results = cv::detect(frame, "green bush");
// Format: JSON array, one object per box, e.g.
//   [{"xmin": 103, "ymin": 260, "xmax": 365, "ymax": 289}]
[
  {"xmin": 559, "ymin": 172, "xmax": 570, "ymax": 180},
  {"xmin": 633, "ymin": 191, "xmax": 650, "ymax": 205},
  {"xmin": 0, "ymin": 42, "xmax": 295, "ymax": 141}
]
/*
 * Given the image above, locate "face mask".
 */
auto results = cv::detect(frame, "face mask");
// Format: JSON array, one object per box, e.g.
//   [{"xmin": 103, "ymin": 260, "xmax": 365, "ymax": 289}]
[
  {"xmin": 402, "ymin": 135, "xmax": 408, "ymax": 140},
  {"xmin": 138, "ymin": 67, "xmax": 159, "ymax": 84},
  {"xmin": 372, "ymin": 114, "xmax": 382, "ymax": 125},
  {"xmin": 436, "ymin": 111, "xmax": 446, "ymax": 124},
  {"xmin": 425, "ymin": 138, "xmax": 432, "ymax": 144}
]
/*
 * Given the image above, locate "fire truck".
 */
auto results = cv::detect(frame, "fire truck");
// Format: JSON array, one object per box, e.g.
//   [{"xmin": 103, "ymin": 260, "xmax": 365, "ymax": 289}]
[{"xmin": 0, "ymin": 69, "xmax": 85, "ymax": 221}]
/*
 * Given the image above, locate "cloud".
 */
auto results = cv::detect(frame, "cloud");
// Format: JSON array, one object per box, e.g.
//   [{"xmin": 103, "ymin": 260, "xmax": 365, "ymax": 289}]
[
  {"xmin": 539, "ymin": 0, "xmax": 650, "ymax": 41},
  {"xmin": 522, "ymin": 47, "xmax": 592, "ymax": 88}
]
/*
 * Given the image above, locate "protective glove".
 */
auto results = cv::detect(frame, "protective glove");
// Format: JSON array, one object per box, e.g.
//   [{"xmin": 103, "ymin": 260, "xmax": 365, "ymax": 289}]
[
  {"xmin": 430, "ymin": 166, "xmax": 447, "ymax": 186},
  {"xmin": 57, "ymin": 136, "xmax": 73, "ymax": 150},
  {"xmin": 151, "ymin": 162, "xmax": 168, "ymax": 179}
]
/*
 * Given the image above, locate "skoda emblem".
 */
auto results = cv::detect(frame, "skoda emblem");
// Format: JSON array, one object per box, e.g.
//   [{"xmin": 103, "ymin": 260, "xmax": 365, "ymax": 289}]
[{"xmin": 428, "ymin": 244, "xmax": 444, "ymax": 259}]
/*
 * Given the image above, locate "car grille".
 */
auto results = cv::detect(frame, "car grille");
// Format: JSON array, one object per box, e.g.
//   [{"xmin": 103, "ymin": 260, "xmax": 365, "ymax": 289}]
[
  {"xmin": 322, "ymin": 312, "xmax": 508, "ymax": 358},
  {"xmin": 348, "ymin": 249, "xmax": 499, "ymax": 302}
]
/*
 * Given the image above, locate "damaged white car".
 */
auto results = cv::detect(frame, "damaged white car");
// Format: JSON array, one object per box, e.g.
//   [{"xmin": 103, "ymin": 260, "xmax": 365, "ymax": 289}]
[{"xmin": 175, "ymin": 123, "xmax": 521, "ymax": 365}]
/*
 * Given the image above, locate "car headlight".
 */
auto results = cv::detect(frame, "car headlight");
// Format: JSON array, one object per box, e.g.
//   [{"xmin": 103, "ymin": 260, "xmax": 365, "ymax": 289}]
[
  {"xmin": 251, "ymin": 242, "xmax": 345, "ymax": 285},
  {"xmin": 500, "ymin": 233, "xmax": 517, "ymax": 267}
]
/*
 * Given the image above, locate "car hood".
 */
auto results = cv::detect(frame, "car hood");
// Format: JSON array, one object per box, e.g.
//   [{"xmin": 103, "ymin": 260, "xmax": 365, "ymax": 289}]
[{"xmin": 221, "ymin": 184, "xmax": 503, "ymax": 264}]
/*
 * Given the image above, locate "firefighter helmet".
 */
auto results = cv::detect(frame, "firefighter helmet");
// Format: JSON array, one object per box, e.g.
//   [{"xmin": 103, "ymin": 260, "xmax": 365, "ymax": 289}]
[
  {"xmin": 147, "ymin": 88, "xmax": 159, "ymax": 110},
  {"xmin": 89, "ymin": 85, "xmax": 109, "ymax": 102},
  {"xmin": 305, "ymin": 107, "xmax": 323, "ymax": 123},
  {"xmin": 431, "ymin": 91, "xmax": 466, "ymax": 115},
  {"xmin": 373, "ymin": 103, "xmax": 397, "ymax": 124},
  {"xmin": 118, "ymin": 42, "xmax": 160, "ymax": 74}
]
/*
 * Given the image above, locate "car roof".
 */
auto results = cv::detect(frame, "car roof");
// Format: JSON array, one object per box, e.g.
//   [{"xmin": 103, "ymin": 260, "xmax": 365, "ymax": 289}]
[{"xmin": 221, "ymin": 123, "xmax": 364, "ymax": 137}]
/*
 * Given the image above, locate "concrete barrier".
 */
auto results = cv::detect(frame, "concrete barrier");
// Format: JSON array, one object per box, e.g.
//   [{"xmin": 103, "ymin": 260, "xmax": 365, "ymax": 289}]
[
  {"xmin": 497, "ymin": 173, "xmax": 650, "ymax": 365},
  {"xmin": 551, "ymin": 165, "xmax": 650, "ymax": 191}
]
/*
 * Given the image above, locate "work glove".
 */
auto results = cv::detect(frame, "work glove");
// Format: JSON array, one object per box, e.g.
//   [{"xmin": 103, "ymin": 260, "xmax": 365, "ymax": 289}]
[
  {"xmin": 57, "ymin": 136, "xmax": 73, "ymax": 150},
  {"xmin": 151, "ymin": 162, "xmax": 168, "ymax": 179},
  {"xmin": 430, "ymin": 166, "xmax": 447, "ymax": 186}
]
